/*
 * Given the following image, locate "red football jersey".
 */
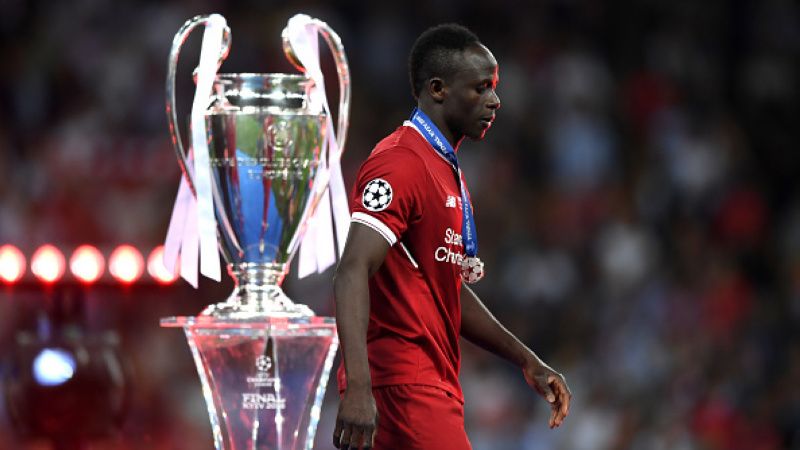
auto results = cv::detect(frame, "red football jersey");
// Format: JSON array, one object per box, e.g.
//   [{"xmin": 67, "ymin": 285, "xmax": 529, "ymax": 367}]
[{"xmin": 337, "ymin": 122, "xmax": 471, "ymax": 402}]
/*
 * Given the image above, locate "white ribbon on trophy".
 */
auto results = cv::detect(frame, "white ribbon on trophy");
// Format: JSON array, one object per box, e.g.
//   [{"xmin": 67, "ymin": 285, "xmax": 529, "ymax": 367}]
[
  {"xmin": 163, "ymin": 14, "xmax": 226, "ymax": 287},
  {"xmin": 283, "ymin": 14, "xmax": 350, "ymax": 279}
]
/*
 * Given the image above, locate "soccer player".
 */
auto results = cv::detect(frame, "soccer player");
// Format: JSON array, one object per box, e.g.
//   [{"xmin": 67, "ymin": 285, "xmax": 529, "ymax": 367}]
[{"xmin": 333, "ymin": 24, "xmax": 571, "ymax": 449}]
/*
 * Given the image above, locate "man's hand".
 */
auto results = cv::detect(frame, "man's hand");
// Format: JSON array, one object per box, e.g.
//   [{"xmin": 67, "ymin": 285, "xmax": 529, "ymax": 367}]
[
  {"xmin": 523, "ymin": 359, "xmax": 571, "ymax": 429},
  {"xmin": 333, "ymin": 387, "xmax": 378, "ymax": 449},
  {"xmin": 333, "ymin": 224, "xmax": 388, "ymax": 448}
]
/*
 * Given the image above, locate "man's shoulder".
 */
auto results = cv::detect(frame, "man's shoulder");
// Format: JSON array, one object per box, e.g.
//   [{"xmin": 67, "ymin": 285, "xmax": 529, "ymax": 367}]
[{"xmin": 368, "ymin": 126, "xmax": 429, "ymax": 166}]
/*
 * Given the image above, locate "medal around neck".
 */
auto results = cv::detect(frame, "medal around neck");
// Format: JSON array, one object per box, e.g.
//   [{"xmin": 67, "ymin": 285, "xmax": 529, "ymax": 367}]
[
  {"xmin": 461, "ymin": 256, "xmax": 484, "ymax": 284},
  {"xmin": 408, "ymin": 109, "xmax": 485, "ymax": 284},
  {"xmin": 160, "ymin": 14, "xmax": 350, "ymax": 450}
]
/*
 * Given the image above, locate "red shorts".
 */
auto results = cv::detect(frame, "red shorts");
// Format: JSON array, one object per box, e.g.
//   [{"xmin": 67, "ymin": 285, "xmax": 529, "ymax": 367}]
[{"xmin": 372, "ymin": 384, "xmax": 472, "ymax": 450}]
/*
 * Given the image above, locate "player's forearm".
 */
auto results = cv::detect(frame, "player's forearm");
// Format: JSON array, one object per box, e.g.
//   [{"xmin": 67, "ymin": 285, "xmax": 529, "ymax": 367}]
[
  {"xmin": 333, "ymin": 262, "xmax": 373, "ymax": 390},
  {"xmin": 460, "ymin": 283, "xmax": 542, "ymax": 368}
]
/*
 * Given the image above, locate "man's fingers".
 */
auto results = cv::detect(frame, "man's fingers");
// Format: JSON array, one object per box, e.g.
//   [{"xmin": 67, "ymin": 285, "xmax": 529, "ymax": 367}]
[
  {"xmin": 371, "ymin": 412, "xmax": 378, "ymax": 447},
  {"xmin": 337, "ymin": 423, "xmax": 377, "ymax": 449},
  {"xmin": 540, "ymin": 376, "xmax": 556, "ymax": 403},
  {"xmin": 530, "ymin": 369, "xmax": 571, "ymax": 428},
  {"xmin": 358, "ymin": 424, "xmax": 375, "ymax": 449},
  {"xmin": 554, "ymin": 401, "xmax": 565, "ymax": 427},
  {"xmin": 545, "ymin": 375, "xmax": 570, "ymax": 428},
  {"xmin": 368, "ymin": 425, "xmax": 377, "ymax": 448},
  {"xmin": 559, "ymin": 387, "xmax": 571, "ymax": 418},
  {"xmin": 333, "ymin": 419, "xmax": 344, "ymax": 448},
  {"xmin": 551, "ymin": 375, "xmax": 571, "ymax": 418},
  {"xmin": 339, "ymin": 425, "xmax": 353, "ymax": 449},
  {"xmin": 348, "ymin": 426, "xmax": 364, "ymax": 450}
]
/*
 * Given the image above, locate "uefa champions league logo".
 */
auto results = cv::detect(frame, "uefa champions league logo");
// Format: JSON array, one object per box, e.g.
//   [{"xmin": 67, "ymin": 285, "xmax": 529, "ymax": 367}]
[
  {"xmin": 248, "ymin": 355, "xmax": 276, "ymax": 387},
  {"xmin": 256, "ymin": 355, "xmax": 272, "ymax": 373},
  {"xmin": 243, "ymin": 354, "xmax": 285, "ymax": 410},
  {"xmin": 362, "ymin": 178, "xmax": 393, "ymax": 212}
]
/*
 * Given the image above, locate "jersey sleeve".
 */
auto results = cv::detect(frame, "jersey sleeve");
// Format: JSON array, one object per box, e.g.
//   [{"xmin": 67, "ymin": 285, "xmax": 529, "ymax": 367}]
[{"xmin": 350, "ymin": 146, "xmax": 425, "ymax": 246}]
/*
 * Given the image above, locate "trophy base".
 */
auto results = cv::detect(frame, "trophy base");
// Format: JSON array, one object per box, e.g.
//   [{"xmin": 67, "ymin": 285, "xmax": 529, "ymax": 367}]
[
  {"xmin": 160, "ymin": 315, "xmax": 338, "ymax": 450},
  {"xmin": 202, "ymin": 263, "xmax": 314, "ymax": 319},
  {"xmin": 201, "ymin": 285, "xmax": 314, "ymax": 319}
]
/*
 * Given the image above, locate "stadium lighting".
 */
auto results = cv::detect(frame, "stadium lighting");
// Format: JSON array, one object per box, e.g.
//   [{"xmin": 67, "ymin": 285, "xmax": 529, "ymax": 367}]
[
  {"xmin": 108, "ymin": 245, "xmax": 145, "ymax": 284},
  {"xmin": 0, "ymin": 245, "xmax": 26, "ymax": 283},
  {"xmin": 31, "ymin": 245, "xmax": 66, "ymax": 284},
  {"xmin": 147, "ymin": 245, "xmax": 178, "ymax": 285},
  {"xmin": 69, "ymin": 245, "xmax": 105, "ymax": 284},
  {"xmin": 33, "ymin": 348, "xmax": 76, "ymax": 386}
]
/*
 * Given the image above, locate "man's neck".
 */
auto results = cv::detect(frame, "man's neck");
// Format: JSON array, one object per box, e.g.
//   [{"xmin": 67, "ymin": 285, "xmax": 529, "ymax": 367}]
[{"xmin": 416, "ymin": 104, "xmax": 463, "ymax": 151}]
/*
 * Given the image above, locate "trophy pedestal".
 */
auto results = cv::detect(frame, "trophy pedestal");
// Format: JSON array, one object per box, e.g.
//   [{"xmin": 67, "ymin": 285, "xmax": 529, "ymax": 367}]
[{"xmin": 161, "ymin": 316, "xmax": 338, "ymax": 450}]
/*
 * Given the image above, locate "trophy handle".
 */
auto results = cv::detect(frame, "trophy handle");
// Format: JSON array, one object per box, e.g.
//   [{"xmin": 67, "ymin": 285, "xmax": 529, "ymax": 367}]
[
  {"xmin": 282, "ymin": 18, "xmax": 351, "ymax": 153},
  {"xmin": 166, "ymin": 15, "xmax": 231, "ymax": 196}
]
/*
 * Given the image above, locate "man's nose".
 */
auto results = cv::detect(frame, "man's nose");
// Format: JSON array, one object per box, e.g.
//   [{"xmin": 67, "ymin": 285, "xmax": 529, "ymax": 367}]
[{"xmin": 488, "ymin": 90, "xmax": 501, "ymax": 110}]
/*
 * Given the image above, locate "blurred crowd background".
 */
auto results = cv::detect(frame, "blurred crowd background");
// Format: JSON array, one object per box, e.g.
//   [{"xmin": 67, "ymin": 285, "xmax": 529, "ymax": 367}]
[{"xmin": 1, "ymin": 0, "xmax": 799, "ymax": 448}]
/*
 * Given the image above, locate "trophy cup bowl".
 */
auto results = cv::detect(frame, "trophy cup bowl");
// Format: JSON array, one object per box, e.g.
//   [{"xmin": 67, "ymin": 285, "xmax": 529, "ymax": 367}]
[
  {"xmin": 160, "ymin": 14, "xmax": 348, "ymax": 450},
  {"xmin": 201, "ymin": 72, "xmax": 324, "ymax": 318}
]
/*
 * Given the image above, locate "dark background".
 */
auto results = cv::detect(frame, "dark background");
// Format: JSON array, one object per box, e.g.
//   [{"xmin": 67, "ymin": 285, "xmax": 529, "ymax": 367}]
[{"xmin": 1, "ymin": 0, "xmax": 799, "ymax": 448}]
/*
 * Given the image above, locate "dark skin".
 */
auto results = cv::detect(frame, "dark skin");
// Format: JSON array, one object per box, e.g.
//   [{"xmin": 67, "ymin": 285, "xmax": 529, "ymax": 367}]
[{"xmin": 333, "ymin": 43, "xmax": 571, "ymax": 450}]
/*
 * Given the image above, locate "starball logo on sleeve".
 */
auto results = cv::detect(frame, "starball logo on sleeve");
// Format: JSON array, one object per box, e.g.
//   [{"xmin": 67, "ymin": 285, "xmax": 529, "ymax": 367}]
[{"xmin": 362, "ymin": 178, "xmax": 393, "ymax": 212}]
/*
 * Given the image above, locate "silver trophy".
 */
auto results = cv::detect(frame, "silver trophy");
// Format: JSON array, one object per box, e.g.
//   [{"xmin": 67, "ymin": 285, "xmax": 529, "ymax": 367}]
[{"xmin": 160, "ymin": 13, "xmax": 349, "ymax": 450}]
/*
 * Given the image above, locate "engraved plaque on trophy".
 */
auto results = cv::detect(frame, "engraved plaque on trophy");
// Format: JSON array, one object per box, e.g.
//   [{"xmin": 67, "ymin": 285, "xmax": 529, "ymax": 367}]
[{"xmin": 160, "ymin": 13, "xmax": 350, "ymax": 450}]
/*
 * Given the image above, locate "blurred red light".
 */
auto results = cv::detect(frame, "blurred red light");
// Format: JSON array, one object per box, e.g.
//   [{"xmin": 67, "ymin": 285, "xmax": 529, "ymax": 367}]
[
  {"xmin": 0, "ymin": 245, "xmax": 26, "ymax": 283},
  {"xmin": 69, "ymin": 245, "xmax": 105, "ymax": 284},
  {"xmin": 31, "ymin": 245, "xmax": 66, "ymax": 284},
  {"xmin": 147, "ymin": 246, "xmax": 178, "ymax": 285},
  {"xmin": 109, "ymin": 245, "xmax": 144, "ymax": 284}
]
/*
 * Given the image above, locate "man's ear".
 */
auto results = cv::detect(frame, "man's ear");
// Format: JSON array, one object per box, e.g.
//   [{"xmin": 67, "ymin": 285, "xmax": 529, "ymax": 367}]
[{"xmin": 427, "ymin": 77, "xmax": 446, "ymax": 103}]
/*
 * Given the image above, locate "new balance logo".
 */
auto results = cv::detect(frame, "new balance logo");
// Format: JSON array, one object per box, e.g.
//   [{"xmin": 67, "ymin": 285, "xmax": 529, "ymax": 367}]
[{"xmin": 446, "ymin": 195, "xmax": 457, "ymax": 208}]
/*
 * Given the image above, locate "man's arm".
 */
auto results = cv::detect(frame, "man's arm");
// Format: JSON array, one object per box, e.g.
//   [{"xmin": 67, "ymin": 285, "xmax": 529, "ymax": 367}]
[
  {"xmin": 460, "ymin": 284, "xmax": 572, "ymax": 428},
  {"xmin": 332, "ymin": 223, "xmax": 390, "ymax": 449}
]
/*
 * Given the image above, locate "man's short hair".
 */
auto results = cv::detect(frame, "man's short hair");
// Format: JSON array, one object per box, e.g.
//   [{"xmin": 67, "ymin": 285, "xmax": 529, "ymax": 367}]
[{"xmin": 408, "ymin": 24, "xmax": 481, "ymax": 99}]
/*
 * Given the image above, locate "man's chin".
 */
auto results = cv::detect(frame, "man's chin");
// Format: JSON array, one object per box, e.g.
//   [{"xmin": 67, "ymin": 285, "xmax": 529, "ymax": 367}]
[{"xmin": 468, "ymin": 130, "xmax": 489, "ymax": 141}]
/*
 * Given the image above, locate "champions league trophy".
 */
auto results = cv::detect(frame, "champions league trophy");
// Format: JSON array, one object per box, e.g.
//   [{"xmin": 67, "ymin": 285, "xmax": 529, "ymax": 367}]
[{"xmin": 160, "ymin": 13, "xmax": 350, "ymax": 450}]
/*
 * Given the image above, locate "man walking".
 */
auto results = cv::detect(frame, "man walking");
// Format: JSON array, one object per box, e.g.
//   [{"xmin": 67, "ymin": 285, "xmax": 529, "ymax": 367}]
[{"xmin": 333, "ymin": 23, "xmax": 571, "ymax": 449}]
